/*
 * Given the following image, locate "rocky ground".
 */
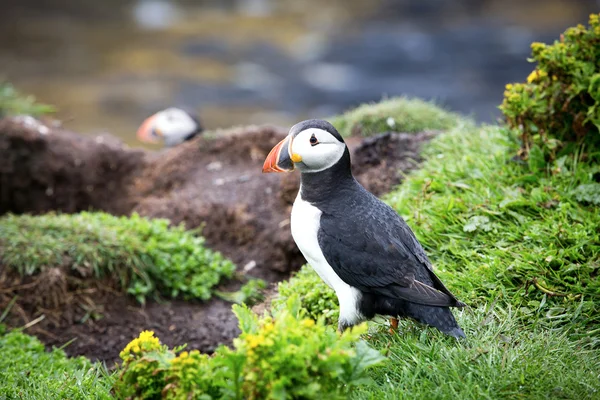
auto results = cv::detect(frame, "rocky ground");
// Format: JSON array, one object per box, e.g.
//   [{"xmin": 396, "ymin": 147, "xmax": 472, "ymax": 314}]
[{"xmin": 0, "ymin": 115, "xmax": 437, "ymax": 365}]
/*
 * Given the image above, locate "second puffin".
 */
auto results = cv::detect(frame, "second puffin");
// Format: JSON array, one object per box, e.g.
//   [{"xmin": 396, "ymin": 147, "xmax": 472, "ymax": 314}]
[{"xmin": 262, "ymin": 119, "xmax": 466, "ymax": 338}]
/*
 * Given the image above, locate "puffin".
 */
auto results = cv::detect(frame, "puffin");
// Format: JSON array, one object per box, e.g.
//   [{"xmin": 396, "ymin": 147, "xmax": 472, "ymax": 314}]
[
  {"xmin": 136, "ymin": 107, "xmax": 203, "ymax": 147},
  {"xmin": 262, "ymin": 119, "xmax": 466, "ymax": 338}
]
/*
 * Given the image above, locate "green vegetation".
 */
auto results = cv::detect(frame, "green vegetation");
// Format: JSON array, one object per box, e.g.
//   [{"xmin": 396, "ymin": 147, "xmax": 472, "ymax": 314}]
[
  {"xmin": 273, "ymin": 264, "xmax": 339, "ymax": 325},
  {"xmin": 500, "ymin": 13, "xmax": 600, "ymax": 160},
  {"xmin": 352, "ymin": 305, "xmax": 600, "ymax": 399},
  {"xmin": 0, "ymin": 329, "xmax": 114, "ymax": 399},
  {"xmin": 215, "ymin": 278, "xmax": 267, "ymax": 306},
  {"xmin": 0, "ymin": 212, "xmax": 235, "ymax": 303},
  {"xmin": 0, "ymin": 82, "xmax": 55, "ymax": 117},
  {"xmin": 385, "ymin": 122, "xmax": 600, "ymax": 339},
  {"xmin": 114, "ymin": 301, "xmax": 384, "ymax": 400},
  {"xmin": 328, "ymin": 96, "xmax": 459, "ymax": 137}
]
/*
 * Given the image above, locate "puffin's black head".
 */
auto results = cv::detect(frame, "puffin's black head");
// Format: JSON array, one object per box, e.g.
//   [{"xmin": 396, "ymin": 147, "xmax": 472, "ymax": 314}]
[
  {"xmin": 137, "ymin": 107, "xmax": 203, "ymax": 147},
  {"xmin": 262, "ymin": 119, "xmax": 347, "ymax": 174}
]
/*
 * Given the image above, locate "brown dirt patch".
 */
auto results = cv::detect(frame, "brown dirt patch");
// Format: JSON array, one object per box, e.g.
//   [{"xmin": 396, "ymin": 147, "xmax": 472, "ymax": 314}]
[
  {"xmin": 0, "ymin": 115, "xmax": 437, "ymax": 363},
  {"xmin": 0, "ymin": 267, "xmax": 239, "ymax": 367}
]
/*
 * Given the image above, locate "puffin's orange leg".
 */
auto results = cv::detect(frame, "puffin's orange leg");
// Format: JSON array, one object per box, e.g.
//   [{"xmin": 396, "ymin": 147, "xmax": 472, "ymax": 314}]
[{"xmin": 389, "ymin": 317, "xmax": 399, "ymax": 334}]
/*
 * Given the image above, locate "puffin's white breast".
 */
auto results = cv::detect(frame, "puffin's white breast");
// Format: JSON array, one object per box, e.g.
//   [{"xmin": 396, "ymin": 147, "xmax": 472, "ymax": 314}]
[{"xmin": 290, "ymin": 187, "xmax": 364, "ymax": 325}]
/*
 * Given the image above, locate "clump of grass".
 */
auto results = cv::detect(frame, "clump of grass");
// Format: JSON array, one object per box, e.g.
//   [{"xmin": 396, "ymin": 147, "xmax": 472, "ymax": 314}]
[
  {"xmin": 0, "ymin": 212, "xmax": 236, "ymax": 303},
  {"xmin": 0, "ymin": 328, "xmax": 114, "ymax": 399},
  {"xmin": 328, "ymin": 96, "xmax": 460, "ymax": 137},
  {"xmin": 0, "ymin": 82, "xmax": 55, "ymax": 117}
]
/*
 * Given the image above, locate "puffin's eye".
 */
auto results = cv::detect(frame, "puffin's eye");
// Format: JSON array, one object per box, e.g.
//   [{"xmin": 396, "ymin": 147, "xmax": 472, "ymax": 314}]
[{"xmin": 309, "ymin": 134, "xmax": 318, "ymax": 146}]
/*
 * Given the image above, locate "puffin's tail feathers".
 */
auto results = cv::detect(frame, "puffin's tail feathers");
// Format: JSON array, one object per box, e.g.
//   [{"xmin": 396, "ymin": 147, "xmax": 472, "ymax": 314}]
[{"xmin": 404, "ymin": 302, "xmax": 466, "ymax": 339}]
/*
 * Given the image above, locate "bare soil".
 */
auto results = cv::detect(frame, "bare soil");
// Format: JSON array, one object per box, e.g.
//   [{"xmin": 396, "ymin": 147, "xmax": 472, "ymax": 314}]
[{"xmin": 0, "ymin": 115, "xmax": 436, "ymax": 365}]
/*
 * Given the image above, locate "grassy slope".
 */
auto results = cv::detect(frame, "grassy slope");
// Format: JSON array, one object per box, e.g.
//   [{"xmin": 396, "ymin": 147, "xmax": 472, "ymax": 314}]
[
  {"xmin": 0, "ymin": 329, "xmax": 114, "ymax": 399},
  {"xmin": 280, "ymin": 106, "xmax": 600, "ymax": 398},
  {"xmin": 349, "ymin": 121, "xmax": 600, "ymax": 398}
]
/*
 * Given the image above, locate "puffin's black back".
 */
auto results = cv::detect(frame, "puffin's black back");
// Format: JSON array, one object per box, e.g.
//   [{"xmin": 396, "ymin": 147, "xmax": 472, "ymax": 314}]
[{"xmin": 299, "ymin": 138, "xmax": 465, "ymax": 337}]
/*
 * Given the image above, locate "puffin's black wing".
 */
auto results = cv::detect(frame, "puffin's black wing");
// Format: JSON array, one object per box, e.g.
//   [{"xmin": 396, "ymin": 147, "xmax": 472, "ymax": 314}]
[{"xmin": 317, "ymin": 189, "xmax": 464, "ymax": 308}]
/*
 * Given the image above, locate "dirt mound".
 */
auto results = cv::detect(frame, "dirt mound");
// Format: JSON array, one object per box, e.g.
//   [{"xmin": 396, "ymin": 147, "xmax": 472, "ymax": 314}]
[
  {"xmin": 0, "ymin": 115, "xmax": 437, "ymax": 363},
  {"xmin": 133, "ymin": 125, "xmax": 302, "ymax": 282},
  {"xmin": 0, "ymin": 116, "xmax": 145, "ymax": 215}
]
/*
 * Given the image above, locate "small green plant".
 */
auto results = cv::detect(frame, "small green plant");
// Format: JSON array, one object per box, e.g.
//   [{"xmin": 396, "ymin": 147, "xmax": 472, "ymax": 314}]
[
  {"xmin": 115, "ymin": 330, "xmax": 178, "ymax": 399},
  {"xmin": 0, "ymin": 82, "xmax": 55, "ymax": 116},
  {"xmin": 273, "ymin": 264, "xmax": 339, "ymax": 325},
  {"xmin": 114, "ymin": 301, "xmax": 385, "ymax": 400},
  {"xmin": 0, "ymin": 212, "xmax": 236, "ymax": 303},
  {"xmin": 215, "ymin": 278, "xmax": 267, "ymax": 306},
  {"xmin": 328, "ymin": 96, "xmax": 459, "ymax": 137},
  {"xmin": 500, "ymin": 13, "xmax": 600, "ymax": 161}
]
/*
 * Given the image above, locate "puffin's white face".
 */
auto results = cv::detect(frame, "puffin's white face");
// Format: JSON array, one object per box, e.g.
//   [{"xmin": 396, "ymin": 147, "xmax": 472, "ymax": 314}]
[
  {"xmin": 290, "ymin": 128, "xmax": 346, "ymax": 173},
  {"xmin": 262, "ymin": 119, "xmax": 347, "ymax": 174},
  {"xmin": 137, "ymin": 107, "xmax": 201, "ymax": 147}
]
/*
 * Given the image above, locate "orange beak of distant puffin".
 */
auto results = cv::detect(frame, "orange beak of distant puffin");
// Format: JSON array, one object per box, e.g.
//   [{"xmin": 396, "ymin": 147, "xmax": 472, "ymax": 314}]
[
  {"xmin": 136, "ymin": 114, "xmax": 161, "ymax": 143},
  {"xmin": 262, "ymin": 135, "xmax": 300, "ymax": 173}
]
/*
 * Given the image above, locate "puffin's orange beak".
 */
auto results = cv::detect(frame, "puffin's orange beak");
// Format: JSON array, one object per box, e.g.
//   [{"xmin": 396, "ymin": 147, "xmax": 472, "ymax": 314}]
[
  {"xmin": 262, "ymin": 136, "xmax": 297, "ymax": 173},
  {"xmin": 136, "ymin": 114, "xmax": 161, "ymax": 143}
]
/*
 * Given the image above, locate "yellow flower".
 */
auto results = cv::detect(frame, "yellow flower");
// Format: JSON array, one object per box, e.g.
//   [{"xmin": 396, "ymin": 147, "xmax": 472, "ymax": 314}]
[
  {"xmin": 139, "ymin": 330, "xmax": 154, "ymax": 340},
  {"xmin": 179, "ymin": 351, "xmax": 189, "ymax": 359},
  {"xmin": 505, "ymin": 83, "xmax": 513, "ymax": 91},
  {"xmin": 262, "ymin": 322, "xmax": 275, "ymax": 333},
  {"xmin": 301, "ymin": 319, "xmax": 315, "ymax": 328},
  {"xmin": 246, "ymin": 334, "xmax": 265, "ymax": 349},
  {"xmin": 527, "ymin": 69, "xmax": 547, "ymax": 83}
]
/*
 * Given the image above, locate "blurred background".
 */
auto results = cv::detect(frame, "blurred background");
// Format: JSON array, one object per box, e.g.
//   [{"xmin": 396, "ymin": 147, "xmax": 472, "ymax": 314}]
[{"xmin": 0, "ymin": 0, "xmax": 597, "ymax": 146}]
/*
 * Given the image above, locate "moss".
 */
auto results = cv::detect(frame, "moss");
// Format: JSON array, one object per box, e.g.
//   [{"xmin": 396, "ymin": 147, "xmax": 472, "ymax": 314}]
[{"xmin": 328, "ymin": 97, "xmax": 460, "ymax": 137}]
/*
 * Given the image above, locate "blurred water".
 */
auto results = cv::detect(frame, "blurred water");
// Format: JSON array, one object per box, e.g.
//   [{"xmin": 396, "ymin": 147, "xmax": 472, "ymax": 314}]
[{"xmin": 0, "ymin": 0, "xmax": 596, "ymax": 146}]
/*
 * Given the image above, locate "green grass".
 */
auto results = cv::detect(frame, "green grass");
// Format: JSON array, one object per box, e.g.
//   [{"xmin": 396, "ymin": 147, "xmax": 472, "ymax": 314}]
[
  {"xmin": 352, "ymin": 305, "xmax": 599, "ymax": 400},
  {"xmin": 0, "ymin": 212, "xmax": 236, "ymax": 303},
  {"xmin": 0, "ymin": 82, "xmax": 55, "ymax": 117},
  {"xmin": 328, "ymin": 96, "xmax": 460, "ymax": 137},
  {"xmin": 0, "ymin": 328, "xmax": 114, "ymax": 399},
  {"xmin": 385, "ymin": 122, "xmax": 600, "ymax": 339}
]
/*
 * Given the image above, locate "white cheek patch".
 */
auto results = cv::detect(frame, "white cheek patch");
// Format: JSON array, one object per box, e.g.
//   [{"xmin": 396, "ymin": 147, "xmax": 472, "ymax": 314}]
[{"xmin": 292, "ymin": 128, "xmax": 345, "ymax": 173}]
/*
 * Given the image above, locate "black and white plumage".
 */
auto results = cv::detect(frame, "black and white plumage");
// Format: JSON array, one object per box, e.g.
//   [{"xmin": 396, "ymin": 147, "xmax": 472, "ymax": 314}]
[
  {"xmin": 137, "ymin": 107, "xmax": 203, "ymax": 147},
  {"xmin": 263, "ymin": 119, "xmax": 466, "ymax": 338}
]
